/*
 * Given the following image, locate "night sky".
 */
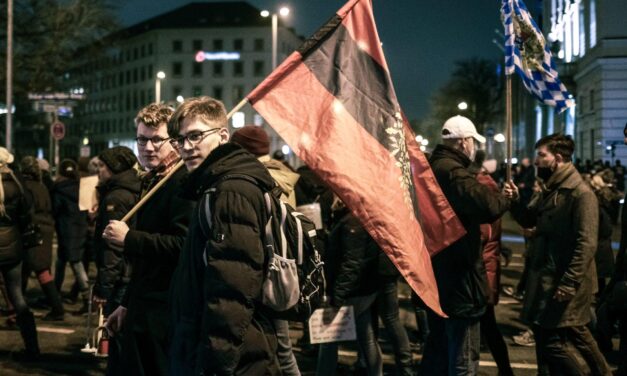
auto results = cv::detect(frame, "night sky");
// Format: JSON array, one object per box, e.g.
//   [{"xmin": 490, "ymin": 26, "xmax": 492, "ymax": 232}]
[{"xmin": 114, "ymin": 0, "xmax": 512, "ymax": 121}]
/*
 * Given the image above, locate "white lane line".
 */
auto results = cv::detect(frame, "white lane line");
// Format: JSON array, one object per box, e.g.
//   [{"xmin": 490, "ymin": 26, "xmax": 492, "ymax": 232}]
[
  {"xmin": 37, "ymin": 326, "xmax": 75, "ymax": 334},
  {"xmin": 337, "ymin": 349, "xmax": 538, "ymax": 370}
]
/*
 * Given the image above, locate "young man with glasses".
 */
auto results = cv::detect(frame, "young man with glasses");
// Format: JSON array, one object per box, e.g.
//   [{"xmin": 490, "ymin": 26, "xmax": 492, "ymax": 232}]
[
  {"xmin": 102, "ymin": 103, "xmax": 194, "ymax": 376},
  {"xmin": 167, "ymin": 96, "xmax": 280, "ymax": 375}
]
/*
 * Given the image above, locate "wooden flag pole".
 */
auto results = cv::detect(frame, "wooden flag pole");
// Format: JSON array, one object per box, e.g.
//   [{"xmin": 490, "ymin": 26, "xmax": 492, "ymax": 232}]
[
  {"xmin": 505, "ymin": 75, "xmax": 513, "ymax": 183},
  {"xmin": 121, "ymin": 101, "xmax": 250, "ymax": 223}
]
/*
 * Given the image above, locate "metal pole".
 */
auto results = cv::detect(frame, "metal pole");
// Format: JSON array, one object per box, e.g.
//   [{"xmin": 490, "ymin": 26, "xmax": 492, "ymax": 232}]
[
  {"xmin": 155, "ymin": 78, "xmax": 161, "ymax": 104},
  {"xmin": 506, "ymin": 75, "xmax": 513, "ymax": 182},
  {"xmin": 271, "ymin": 14, "xmax": 278, "ymax": 69},
  {"xmin": 6, "ymin": 0, "xmax": 13, "ymax": 151}
]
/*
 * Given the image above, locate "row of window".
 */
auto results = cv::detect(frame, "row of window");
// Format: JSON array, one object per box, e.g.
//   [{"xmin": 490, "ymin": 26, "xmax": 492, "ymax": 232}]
[
  {"xmin": 173, "ymin": 38, "xmax": 265, "ymax": 53},
  {"xmin": 80, "ymin": 84, "xmax": 252, "ymax": 115},
  {"xmin": 173, "ymin": 60, "xmax": 265, "ymax": 78}
]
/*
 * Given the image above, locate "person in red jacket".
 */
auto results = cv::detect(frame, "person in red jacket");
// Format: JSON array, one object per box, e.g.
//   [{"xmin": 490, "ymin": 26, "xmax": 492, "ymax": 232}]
[{"xmin": 471, "ymin": 151, "xmax": 514, "ymax": 376}]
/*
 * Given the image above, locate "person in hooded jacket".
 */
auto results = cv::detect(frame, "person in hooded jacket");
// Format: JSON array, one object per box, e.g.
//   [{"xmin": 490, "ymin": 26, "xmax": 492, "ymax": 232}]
[
  {"xmin": 92, "ymin": 146, "xmax": 141, "ymax": 376},
  {"xmin": 231, "ymin": 124, "xmax": 301, "ymax": 376},
  {"xmin": 168, "ymin": 96, "xmax": 279, "ymax": 375},
  {"xmin": 19, "ymin": 156, "xmax": 64, "ymax": 321},
  {"xmin": 51, "ymin": 159, "xmax": 90, "ymax": 314},
  {"xmin": 0, "ymin": 147, "xmax": 40, "ymax": 359}
]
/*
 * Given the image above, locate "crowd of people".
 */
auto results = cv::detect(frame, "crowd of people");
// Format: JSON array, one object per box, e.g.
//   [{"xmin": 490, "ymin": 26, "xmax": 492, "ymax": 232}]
[{"xmin": 0, "ymin": 97, "xmax": 626, "ymax": 376}]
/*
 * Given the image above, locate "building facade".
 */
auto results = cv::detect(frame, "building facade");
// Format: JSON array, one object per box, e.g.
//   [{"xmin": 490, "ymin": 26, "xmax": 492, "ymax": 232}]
[
  {"xmin": 540, "ymin": 0, "xmax": 627, "ymax": 163},
  {"xmin": 66, "ymin": 2, "xmax": 303, "ymax": 161}
]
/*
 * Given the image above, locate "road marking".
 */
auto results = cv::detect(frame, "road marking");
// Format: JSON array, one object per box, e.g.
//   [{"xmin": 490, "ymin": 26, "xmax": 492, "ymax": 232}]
[
  {"xmin": 337, "ymin": 349, "xmax": 538, "ymax": 370},
  {"xmin": 498, "ymin": 298, "xmax": 521, "ymax": 305},
  {"xmin": 37, "ymin": 326, "xmax": 75, "ymax": 334}
]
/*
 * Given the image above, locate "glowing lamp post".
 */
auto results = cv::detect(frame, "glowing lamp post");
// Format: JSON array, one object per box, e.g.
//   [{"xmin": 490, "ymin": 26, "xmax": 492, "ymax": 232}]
[
  {"xmin": 261, "ymin": 7, "xmax": 290, "ymax": 69},
  {"xmin": 155, "ymin": 71, "xmax": 166, "ymax": 104}
]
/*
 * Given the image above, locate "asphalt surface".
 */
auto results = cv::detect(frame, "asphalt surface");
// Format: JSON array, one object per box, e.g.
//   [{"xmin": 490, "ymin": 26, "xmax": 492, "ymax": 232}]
[{"xmin": 0, "ymin": 213, "xmax": 621, "ymax": 375}]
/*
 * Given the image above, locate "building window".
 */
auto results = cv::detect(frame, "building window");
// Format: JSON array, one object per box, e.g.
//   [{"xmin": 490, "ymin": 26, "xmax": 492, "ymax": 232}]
[
  {"xmin": 213, "ymin": 39, "xmax": 223, "ymax": 51},
  {"xmin": 140, "ymin": 66, "xmax": 146, "ymax": 81},
  {"xmin": 253, "ymin": 61, "xmax": 264, "ymax": 77},
  {"xmin": 589, "ymin": 89, "xmax": 594, "ymax": 111},
  {"xmin": 213, "ymin": 61, "xmax": 223, "ymax": 77},
  {"xmin": 173, "ymin": 62, "xmax": 183, "ymax": 76},
  {"xmin": 148, "ymin": 43, "xmax": 153, "ymax": 55},
  {"xmin": 232, "ymin": 85, "xmax": 244, "ymax": 103},
  {"xmin": 118, "ymin": 72, "xmax": 124, "ymax": 86},
  {"xmin": 233, "ymin": 38, "xmax": 244, "ymax": 51},
  {"xmin": 126, "ymin": 50, "xmax": 131, "ymax": 62},
  {"xmin": 173, "ymin": 40, "xmax": 183, "ymax": 53},
  {"xmin": 192, "ymin": 62, "xmax": 203, "ymax": 77},
  {"xmin": 193, "ymin": 86, "xmax": 203, "ymax": 96},
  {"xmin": 148, "ymin": 64, "xmax": 153, "ymax": 78},
  {"xmin": 141, "ymin": 45, "xmax": 146, "ymax": 58},
  {"xmin": 193, "ymin": 39, "xmax": 203, "ymax": 51},
  {"xmin": 590, "ymin": 0, "xmax": 597, "ymax": 48},
  {"xmin": 133, "ymin": 48, "xmax": 138, "ymax": 60},
  {"xmin": 126, "ymin": 70, "xmax": 131, "ymax": 84},
  {"xmin": 254, "ymin": 38, "xmax": 264, "ymax": 51},
  {"xmin": 213, "ymin": 86, "xmax": 223, "ymax": 100},
  {"xmin": 133, "ymin": 68, "xmax": 138, "ymax": 83},
  {"xmin": 233, "ymin": 61, "xmax": 244, "ymax": 77}
]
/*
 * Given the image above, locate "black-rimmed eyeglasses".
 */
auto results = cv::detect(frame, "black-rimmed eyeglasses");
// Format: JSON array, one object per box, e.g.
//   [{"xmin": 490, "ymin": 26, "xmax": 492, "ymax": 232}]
[
  {"xmin": 135, "ymin": 136, "xmax": 171, "ymax": 148},
  {"xmin": 170, "ymin": 128, "xmax": 222, "ymax": 148}
]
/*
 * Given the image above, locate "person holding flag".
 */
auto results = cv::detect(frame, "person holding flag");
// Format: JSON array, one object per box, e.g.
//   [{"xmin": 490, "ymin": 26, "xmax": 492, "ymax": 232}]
[{"xmin": 420, "ymin": 116, "xmax": 518, "ymax": 375}]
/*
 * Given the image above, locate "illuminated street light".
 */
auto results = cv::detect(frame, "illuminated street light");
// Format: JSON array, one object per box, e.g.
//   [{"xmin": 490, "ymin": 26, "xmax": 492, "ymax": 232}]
[
  {"xmin": 155, "ymin": 71, "xmax": 166, "ymax": 103},
  {"xmin": 176, "ymin": 95, "xmax": 184, "ymax": 103},
  {"xmin": 457, "ymin": 101, "xmax": 468, "ymax": 110},
  {"xmin": 415, "ymin": 135, "xmax": 423, "ymax": 143},
  {"xmin": 494, "ymin": 133, "xmax": 506, "ymax": 143},
  {"xmin": 421, "ymin": 139, "xmax": 429, "ymax": 146},
  {"xmin": 261, "ymin": 7, "xmax": 291, "ymax": 69}
]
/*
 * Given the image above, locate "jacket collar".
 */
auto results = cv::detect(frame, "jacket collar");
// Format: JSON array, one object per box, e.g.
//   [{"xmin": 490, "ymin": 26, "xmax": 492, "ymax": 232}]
[
  {"xmin": 544, "ymin": 162, "xmax": 580, "ymax": 191},
  {"xmin": 431, "ymin": 144, "xmax": 472, "ymax": 168}
]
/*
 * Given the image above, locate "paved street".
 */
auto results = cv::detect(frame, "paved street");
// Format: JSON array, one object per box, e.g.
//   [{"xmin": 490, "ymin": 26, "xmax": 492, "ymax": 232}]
[{"xmin": 0, "ymin": 213, "xmax": 621, "ymax": 375}]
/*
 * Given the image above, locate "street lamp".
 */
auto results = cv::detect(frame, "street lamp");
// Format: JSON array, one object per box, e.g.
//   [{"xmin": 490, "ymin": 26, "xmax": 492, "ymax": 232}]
[
  {"xmin": 155, "ymin": 71, "xmax": 166, "ymax": 103},
  {"xmin": 261, "ymin": 6, "xmax": 290, "ymax": 69},
  {"xmin": 457, "ymin": 101, "xmax": 468, "ymax": 111}
]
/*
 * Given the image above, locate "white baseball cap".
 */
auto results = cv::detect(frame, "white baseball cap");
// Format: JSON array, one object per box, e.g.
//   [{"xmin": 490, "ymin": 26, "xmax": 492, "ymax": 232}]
[{"xmin": 441, "ymin": 115, "xmax": 486, "ymax": 144}]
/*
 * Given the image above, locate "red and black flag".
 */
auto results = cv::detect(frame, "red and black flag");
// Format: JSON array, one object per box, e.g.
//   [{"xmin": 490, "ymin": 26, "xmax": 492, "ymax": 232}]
[{"xmin": 247, "ymin": 0, "xmax": 464, "ymax": 315}]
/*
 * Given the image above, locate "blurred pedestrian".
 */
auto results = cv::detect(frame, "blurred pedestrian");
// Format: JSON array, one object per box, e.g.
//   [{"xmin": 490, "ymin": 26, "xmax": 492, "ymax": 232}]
[
  {"xmin": 19, "ymin": 156, "xmax": 64, "ymax": 321},
  {"xmin": 0, "ymin": 147, "xmax": 40, "ymax": 359}
]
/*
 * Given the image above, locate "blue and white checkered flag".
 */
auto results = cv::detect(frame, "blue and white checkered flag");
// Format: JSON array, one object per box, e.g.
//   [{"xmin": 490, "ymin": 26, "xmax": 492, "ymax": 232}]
[{"xmin": 502, "ymin": 0, "xmax": 574, "ymax": 113}]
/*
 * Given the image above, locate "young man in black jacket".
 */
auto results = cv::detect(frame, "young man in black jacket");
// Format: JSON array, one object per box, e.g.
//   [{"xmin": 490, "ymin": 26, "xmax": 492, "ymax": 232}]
[
  {"xmin": 103, "ymin": 103, "xmax": 194, "ymax": 376},
  {"xmin": 167, "ymin": 96, "xmax": 279, "ymax": 375}
]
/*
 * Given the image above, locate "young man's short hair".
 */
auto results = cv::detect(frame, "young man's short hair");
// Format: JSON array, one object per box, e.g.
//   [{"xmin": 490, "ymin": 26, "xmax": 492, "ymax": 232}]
[
  {"xmin": 168, "ymin": 96, "xmax": 227, "ymax": 135},
  {"xmin": 135, "ymin": 103, "xmax": 174, "ymax": 129},
  {"xmin": 535, "ymin": 133, "xmax": 575, "ymax": 162}
]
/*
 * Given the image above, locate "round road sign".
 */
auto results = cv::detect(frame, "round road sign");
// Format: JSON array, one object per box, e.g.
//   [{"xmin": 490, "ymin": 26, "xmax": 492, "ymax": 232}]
[{"xmin": 51, "ymin": 122, "xmax": 65, "ymax": 141}]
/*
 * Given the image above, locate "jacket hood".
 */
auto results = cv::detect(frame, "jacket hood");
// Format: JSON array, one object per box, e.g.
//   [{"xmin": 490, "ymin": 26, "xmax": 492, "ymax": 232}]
[
  {"xmin": 97, "ymin": 168, "xmax": 142, "ymax": 196},
  {"xmin": 260, "ymin": 157, "xmax": 299, "ymax": 198},
  {"xmin": 181, "ymin": 143, "xmax": 275, "ymax": 200},
  {"xmin": 431, "ymin": 144, "xmax": 472, "ymax": 168}
]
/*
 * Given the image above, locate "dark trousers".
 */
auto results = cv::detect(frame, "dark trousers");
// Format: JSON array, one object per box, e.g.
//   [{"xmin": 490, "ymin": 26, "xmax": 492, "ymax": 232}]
[
  {"xmin": 533, "ymin": 324, "xmax": 611, "ymax": 376},
  {"xmin": 377, "ymin": 279, "xmax": 413, "ymax": 376},
  {"xmin": 480, "ymin": 305, "xmax": 513, "ymax": 375},
  {"xmin": 120, "ymin": 327, "xmax": 169, "ymax": 376},
  {"xmin": 421, "ymin": 310, "xmax": 480, "ymax": 376}
]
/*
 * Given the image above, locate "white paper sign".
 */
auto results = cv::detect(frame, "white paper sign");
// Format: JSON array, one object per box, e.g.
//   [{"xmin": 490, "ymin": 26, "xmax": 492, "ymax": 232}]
[
  {"xmin": 308, "ymin": 306, "xmax": 356, "ymax": 344},
  {"xmin": 79, "ymin": 175, "xmax": 99, "ymax": 212},
  {"xmin": 296, "ymin": 203, "xmax": 323, "ymax": 229}
]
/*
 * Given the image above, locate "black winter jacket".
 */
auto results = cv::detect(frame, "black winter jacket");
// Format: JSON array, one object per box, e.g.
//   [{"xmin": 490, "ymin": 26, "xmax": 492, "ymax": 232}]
[
  {"xmin": 94, "ymin": 169, "xmax": 141, "ymax": 301},
  {"xmin": 326, "ymin": 208, "xmax": 380, "ymax": 306},
  {"xmin": 52, "ymin": 178, "xmax": 88, "ymax": 262},
  {"xmin": 170, "ymin": 143, "xmax": 279, "ymax": 376},
  {"xmin": 429, "ymin": 145, "xmax": 512, "ymax": 318},
  {"xmin": 0, "ymin": 171, "xmax": 30, "ymax": 266}
]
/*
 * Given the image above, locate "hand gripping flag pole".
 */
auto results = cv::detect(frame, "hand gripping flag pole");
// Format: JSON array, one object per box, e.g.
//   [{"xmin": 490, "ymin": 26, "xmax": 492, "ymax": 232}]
[{"xmin": 120, "ymin": 106, "xmax": 243, "ymax": 223}]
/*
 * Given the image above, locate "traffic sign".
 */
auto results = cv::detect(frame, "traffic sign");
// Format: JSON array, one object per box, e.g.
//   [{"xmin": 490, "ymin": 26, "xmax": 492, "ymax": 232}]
[{"xmin": 51, "ymin": 121, "xmax": 65, "ymax": 141}]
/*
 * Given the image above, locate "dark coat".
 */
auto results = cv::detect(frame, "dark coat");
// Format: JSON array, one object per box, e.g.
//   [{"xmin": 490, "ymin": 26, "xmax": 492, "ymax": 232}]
[
  {"xmin": 326, "ymin": 208, "xmax": 380, "ymax": 306},
  {"xmin": 477, "ymin": 172, "xmax": 503, "ymax": 306},
  {"xmin": 52, "ymin": 178, "xmax": 88, "ymax": 262},
  {"xmin": 23, "ymin": 179, "xmax": 55, "ymax": 272},
  {"xmin": 93, "ymin": 169, "xmax": 141, "ymax": 303},
  {"xmin": 170, "ymin": 143, "xmax": 279, "ymax": 376},
  {"xmin": 514, "ymin": 163, "xmax": 598, "ymax": 328},
  {"xmin": 428, "ymin": 145, "xmax": 512, "ymax": 319},
  {"xmin": 0, "ymin": 171, "xmax": 30, "ymax": 266},
  {"xmin": 119, "ymin": 166, "xmax": 193, "ymax": 376},
  {"xmin": 596, "ymin": 204, "xmax": 615, "ymax": 279}
]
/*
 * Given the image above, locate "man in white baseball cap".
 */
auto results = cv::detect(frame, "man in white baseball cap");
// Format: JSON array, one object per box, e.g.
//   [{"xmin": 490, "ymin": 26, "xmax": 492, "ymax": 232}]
[{"xmin": 421, "ymin": 115, "xmax": 518, "ymax": 375}]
